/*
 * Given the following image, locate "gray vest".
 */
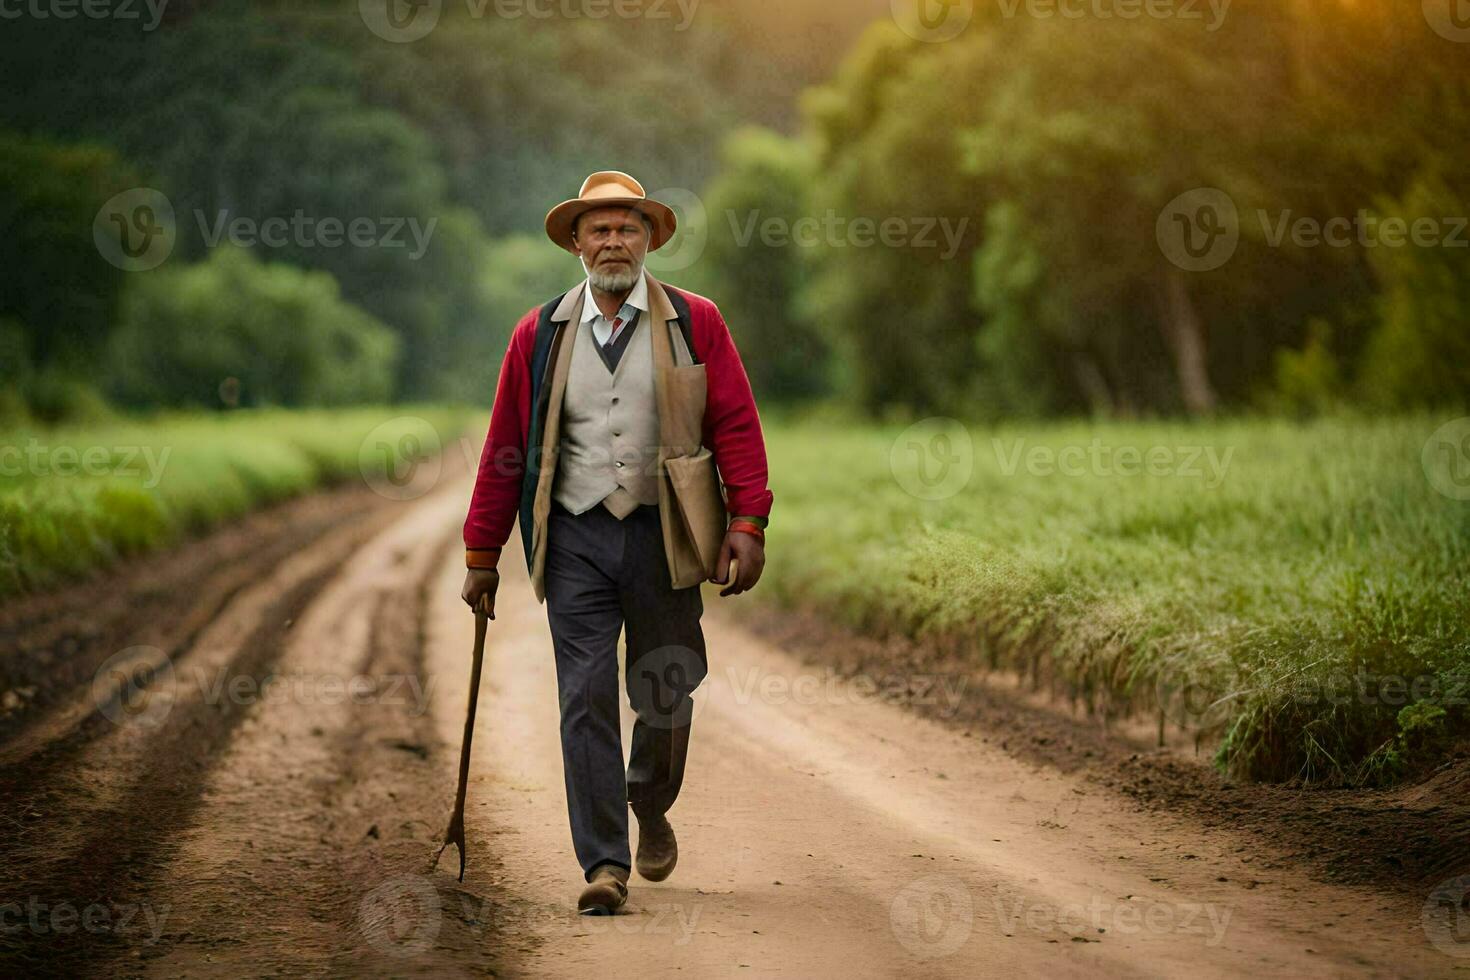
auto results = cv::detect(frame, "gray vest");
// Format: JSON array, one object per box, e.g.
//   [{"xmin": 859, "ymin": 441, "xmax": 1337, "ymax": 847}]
[{"xmin": 552, "ymin": 314, "xmax": 661, "ymax": 517}]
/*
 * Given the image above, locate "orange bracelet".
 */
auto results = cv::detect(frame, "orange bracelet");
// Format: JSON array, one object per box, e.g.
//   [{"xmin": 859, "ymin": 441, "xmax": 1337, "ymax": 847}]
[
  {"xmin": 728, "ymin": 520, "xmax": 765, "ymax": 542},
  {"xmin": 465, "ymin": 548, "xmax": 501, "ymax": 570}
]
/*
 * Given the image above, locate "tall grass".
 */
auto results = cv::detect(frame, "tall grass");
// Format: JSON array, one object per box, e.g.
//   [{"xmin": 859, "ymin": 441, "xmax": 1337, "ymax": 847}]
[
  {"xmin": 7, "ymin": 408, "xmax": 1463, "ymax": 783},
  {"xmin": 0, "ymin": 407, "xmax": 477, "ymax": 597},
  {"xmin": 760, "ymin": 414, "xmax": 1470, "ymax": 785}
]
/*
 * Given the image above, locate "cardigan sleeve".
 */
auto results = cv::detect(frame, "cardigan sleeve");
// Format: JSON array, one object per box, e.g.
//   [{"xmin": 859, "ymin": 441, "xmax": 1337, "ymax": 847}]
[{"xmin": 694, "ymin": 301, "xmax": 774, "ymax": 521}]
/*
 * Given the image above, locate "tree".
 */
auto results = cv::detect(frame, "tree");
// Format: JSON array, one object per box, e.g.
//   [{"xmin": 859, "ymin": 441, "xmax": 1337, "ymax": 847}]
[
  {"xmin": 1357, "ymin": 175, "xmax": 1470, "ymax": 410},
  {"xmin": 108, "ymin": 248, "xmax": 398, "ymax": 408},
  {"xmin": 685, "ymin": 128, "xmax": 830, "ymax": 402},
  {"xmin": 0, "ymin": 133, "xmax": 137, "ymax": 371}
]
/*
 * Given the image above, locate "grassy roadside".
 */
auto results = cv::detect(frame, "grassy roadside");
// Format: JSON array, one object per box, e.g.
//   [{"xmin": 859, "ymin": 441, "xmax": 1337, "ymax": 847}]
[
  {"xmin": 0, "ymin": 407, "xmax": 478, "ymax": 597},
  {"xmin": 6, "ymin": 407, "xmax": 1464, "ymax": 785},
  {"xmin": 758, "ymin": 414, "xmax": 1470, "ymax": 786}
]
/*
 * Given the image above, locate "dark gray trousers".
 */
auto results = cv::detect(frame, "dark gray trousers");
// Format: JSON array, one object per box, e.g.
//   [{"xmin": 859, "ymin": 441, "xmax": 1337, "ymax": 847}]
[{"xmin": 544, "ymin": 499, "xmax": 707, "ymax": 880}]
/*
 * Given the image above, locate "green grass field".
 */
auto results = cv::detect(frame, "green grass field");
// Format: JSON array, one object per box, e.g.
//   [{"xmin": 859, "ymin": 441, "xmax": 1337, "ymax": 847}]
[
  {"xmin": 4, "ymin": 408, "xmax": 1465, "ymax": 785},
  {"xmin": 0, "ymin": 407, "xmax": 476, "ymax": 597},
  {"xmin": 760, "ymin": 414, "xmax": 1470, "ymax": 785}
]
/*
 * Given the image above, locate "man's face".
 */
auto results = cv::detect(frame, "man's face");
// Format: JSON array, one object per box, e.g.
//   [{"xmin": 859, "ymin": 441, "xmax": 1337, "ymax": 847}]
[{"xmin": 573, "ymin": 206, "xmax": 651, "ymax": 290}]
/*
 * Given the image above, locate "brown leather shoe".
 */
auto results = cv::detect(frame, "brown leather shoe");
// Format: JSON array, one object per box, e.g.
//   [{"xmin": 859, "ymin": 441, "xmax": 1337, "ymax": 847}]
[
  {"xmin": 577, "ymin": 863, "xmax": 629, "ymax": 915},
  {"xmin": 635, "ymin": 811, "xmax": 677, "ymax": 882}
]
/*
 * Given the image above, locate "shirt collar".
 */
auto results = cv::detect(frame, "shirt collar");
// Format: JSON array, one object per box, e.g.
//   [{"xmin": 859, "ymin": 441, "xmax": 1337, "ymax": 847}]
[{"xmin": 580, "ymin": 269, "xmax": 649, "ymax": 323}]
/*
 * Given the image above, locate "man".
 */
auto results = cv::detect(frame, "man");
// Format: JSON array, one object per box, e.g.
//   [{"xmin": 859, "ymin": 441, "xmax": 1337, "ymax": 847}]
[{"xmin": 460, "ymin": 171, "xmax": 772, "ymax": 914}]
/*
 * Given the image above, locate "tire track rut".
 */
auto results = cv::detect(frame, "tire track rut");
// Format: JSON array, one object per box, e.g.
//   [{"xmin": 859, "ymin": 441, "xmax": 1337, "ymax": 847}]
[{"xmin": 0, "ymin": 503, "xmax": 402, "ymax": 975}]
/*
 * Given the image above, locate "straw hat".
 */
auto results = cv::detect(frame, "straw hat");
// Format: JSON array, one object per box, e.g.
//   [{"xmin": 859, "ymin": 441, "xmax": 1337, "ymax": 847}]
[{"xmin": 544, "ymin": 171, "xmax": 677, "ymax": 254}]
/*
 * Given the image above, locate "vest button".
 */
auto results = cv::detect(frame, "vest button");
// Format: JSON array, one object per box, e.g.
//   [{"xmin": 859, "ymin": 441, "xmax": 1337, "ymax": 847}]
[{"xmin": 611, "ymin": 397, "xmax": 619, "ymax": 404}]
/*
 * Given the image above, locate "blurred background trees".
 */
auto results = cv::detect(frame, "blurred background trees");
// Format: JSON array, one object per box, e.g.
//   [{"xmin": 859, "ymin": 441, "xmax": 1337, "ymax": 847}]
[
  {"xmin": 0, "ymin": 0, "xmax": 1464, "ymax": 418},
  {"xmin": 108, "ymin": 247, "xmax": 399, "ymax": 409}
]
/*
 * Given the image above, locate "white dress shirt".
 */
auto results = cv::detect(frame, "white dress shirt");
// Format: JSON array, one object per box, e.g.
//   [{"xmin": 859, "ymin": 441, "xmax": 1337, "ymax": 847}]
[{"xmin": 580, "ymin": 272, "xmax": 649, "ymax": 346}]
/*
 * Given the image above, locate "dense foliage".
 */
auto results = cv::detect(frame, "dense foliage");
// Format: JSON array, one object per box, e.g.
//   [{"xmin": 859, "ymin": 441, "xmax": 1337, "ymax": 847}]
[
  {"xmin": 701, "ymin": 1, "xmax": 1470, "ymax": 416},
  {"xmin": 0, "ymin": 0, "xmax": 872, "ymax": 411},
  {"xmin": 2, "ymin": 0, "xmax": 1462, "ymax": 418},
  {"xmin": 108, "ymin": 248, "xmax": 399, "ymax": 408}
]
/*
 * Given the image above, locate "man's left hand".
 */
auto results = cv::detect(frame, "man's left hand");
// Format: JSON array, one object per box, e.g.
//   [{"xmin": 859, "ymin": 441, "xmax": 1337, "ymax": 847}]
[{"xmin": 715, "ymin": 531, "xmax": 764, "ymax": 597}]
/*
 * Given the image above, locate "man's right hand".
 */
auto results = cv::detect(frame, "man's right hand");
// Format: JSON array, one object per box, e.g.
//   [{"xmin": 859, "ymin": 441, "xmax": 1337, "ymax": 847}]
[{"xmin": 461, "ymin": 569, "xmax": 500, "ymax": 618}]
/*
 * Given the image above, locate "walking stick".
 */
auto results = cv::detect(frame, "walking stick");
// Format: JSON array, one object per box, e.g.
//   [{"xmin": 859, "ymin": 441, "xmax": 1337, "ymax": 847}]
[{"xmin": 435, "ymin": 596, "xmax": 489, "ymax": 882}]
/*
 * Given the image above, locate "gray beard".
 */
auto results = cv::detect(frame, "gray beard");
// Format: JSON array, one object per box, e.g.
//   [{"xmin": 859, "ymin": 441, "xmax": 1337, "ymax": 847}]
[{"xmin": 586, "ymin": 260, "xmax": 642, "ymax": 293}]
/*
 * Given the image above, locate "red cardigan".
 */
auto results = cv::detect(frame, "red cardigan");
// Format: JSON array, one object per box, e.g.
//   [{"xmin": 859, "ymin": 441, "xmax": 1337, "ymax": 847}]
[{"xmin": 462, "ymin": 284, "xmax": 773, "ymax": 562}]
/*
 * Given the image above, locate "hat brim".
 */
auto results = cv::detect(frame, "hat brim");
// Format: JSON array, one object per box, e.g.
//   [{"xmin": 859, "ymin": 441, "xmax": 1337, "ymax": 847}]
[{"xmin": 544, "ymin": 197, "xmax": 678, "ymax": 254}]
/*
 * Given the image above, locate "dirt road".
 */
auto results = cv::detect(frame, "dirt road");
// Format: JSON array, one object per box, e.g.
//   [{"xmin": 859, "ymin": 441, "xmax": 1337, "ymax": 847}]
[{"xmin": 0, "ymin": 471, "xmax": 1458, "ymax": 977}]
